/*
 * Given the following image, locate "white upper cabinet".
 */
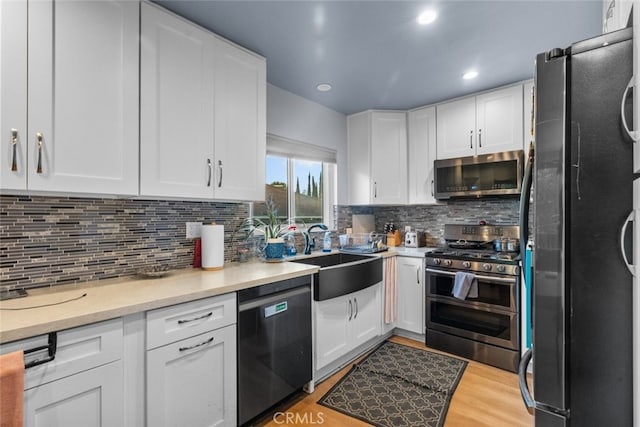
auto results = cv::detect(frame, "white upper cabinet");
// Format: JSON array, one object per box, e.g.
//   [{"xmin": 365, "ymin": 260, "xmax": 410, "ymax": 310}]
[
  {"xmin": 213, "ymin": 38, "xmax": 266, "ymax": 201},
  {"xmin": 140, "ymin": 3, "xmax": 266, "ymax": 201},
  {"xmin": 602, "ymin": 0, "xmax": 632, "ymax": 32},
  {"xmin": 140, "ymin": 3, "xmax": 216, "ymax": 199},
  {"xmin": 26, "ymin": 0, "xmax": 139, "ymax": 195},
  {"xmin": 0, "ymin": 0, "xmax": 27, "ymax": 190},
  {"xmin": 436, "ymin": 85, "xmax": 523, "ymax": 159},
  {"xmin": 407, "ymin": 106, "xmax": 437, "ymax": 204},
  {"xmin": 348, "ymin": 111, "xmax": 407, "ymax": 205}
]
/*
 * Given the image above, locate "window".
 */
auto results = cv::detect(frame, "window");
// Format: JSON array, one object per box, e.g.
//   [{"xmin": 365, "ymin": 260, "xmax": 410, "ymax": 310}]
[{"xmin": 253, "ymin": 136, "xmax": 337, "ymax": 230}]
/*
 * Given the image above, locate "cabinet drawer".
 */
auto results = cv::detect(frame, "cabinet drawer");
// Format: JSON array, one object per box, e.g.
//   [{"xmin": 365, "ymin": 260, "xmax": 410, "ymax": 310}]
[
  {"xmin": 0, "ymin": 318, "xmax": 123, "ymax": 390},
  {"xmin": 146, "ymin": 293, "xmax": 236, "ymax": 349}
]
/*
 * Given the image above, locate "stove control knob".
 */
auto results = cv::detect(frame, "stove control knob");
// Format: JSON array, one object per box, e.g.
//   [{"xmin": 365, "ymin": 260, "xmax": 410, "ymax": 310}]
[
  {"xmin": 433, "ymin": 258, "xmax": 441, "ymax": 265},
  {"xmin": 482, "ymin": 263, "xmax": 492, "ymax": 271},
  {"xmin": 462, "ymin": 261, "xmax": 471, "ymax": 268},
  {"xmin": 496, "ymin": 264, "xmax": 506, "ymax": 273},
  {"xmin": 444, "ymin": 259, "xmax": 452, "ymax": 267}
]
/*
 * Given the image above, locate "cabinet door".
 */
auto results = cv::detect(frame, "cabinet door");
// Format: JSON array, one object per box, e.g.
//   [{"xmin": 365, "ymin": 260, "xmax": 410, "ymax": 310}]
[
  {"xmin": 407, "ymin": 106, "xmax": 437, "ymax": 204},
  {"xmin": 396, "ymin": 257, "xmax": 425, "ymax": 334},
  {"xmin": 370, "ymin": 112, "xmax": 407, "ymax": 204},
  {"xmin": 347, "ymin": 112, "xmax": 371, "ymax": 205},
  {"xmin": 351, "ymin": 284, "xmax": 381, "ymax": 346},
  {"xmin": 24, "ymin": 361, "xmax": 123, "ymax": 427},
  {"xmin": 147, "ymin": 325, "xmax": 237, "ymax": 427},
  {"xmin": 315, "ymin": 294, "xmax": 351, "ymax": 370},
  {"xmin": 140, "ymin": 3, "xmax": 215, "ymax": 199},
  {"xmin": 436, "ymin": 97, "xmax": 476, "ymax": 159},
  {"xmin": 475, "ymin": 85, "xmax": 523, "ymax": 155},
  {"xmin": 27, "ymin": 0, "xmax": 139, "ymax": 195},
  {"xmin": 213, "ymin": 39, "xmax": 266, "ymax": 201},
  {"xmin": 0, "ymin": 0, "xmax": 27, "ymax": 190}
]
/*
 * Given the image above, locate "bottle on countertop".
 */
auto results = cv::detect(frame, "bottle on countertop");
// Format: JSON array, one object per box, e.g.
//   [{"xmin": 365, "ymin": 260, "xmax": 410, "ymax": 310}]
[
  {"xmin": 323, "ymin": 231, "xmax": 332, "ymax": 252},
  {"xmin": 285, "ymin": 226, "xmax": 297, "ymax": 256}
]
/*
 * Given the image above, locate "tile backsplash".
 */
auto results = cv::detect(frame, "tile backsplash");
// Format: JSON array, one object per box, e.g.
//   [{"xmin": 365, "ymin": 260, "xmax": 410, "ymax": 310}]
[
  {"xmin": 338, "ymin": 198, "xmax": 521, "ymax": 246},
  {"xmin": 1, "ymin": 195, "xmax": 249, "ymax": 290},
  {"xmin": 1, "ymin": 194, "xmax": 523, "ymax": 291}
]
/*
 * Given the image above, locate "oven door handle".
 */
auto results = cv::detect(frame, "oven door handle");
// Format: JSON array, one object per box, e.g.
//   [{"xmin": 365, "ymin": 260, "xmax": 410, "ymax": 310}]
[{"xmin": 426, "ymin": 268, "xmax": 516, "ymax": 284}]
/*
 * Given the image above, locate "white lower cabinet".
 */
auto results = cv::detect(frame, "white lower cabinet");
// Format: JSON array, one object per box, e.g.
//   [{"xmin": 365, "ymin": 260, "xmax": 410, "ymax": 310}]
[
  {"xmin": 315, "ymin": 283, "xmax": 381, "ymax": 370},
  {"xmin": 396, "ymin": 257, "xmax": 425, "ymax": 335},
  {"xmin": 24, "ymin": 361, "xmax": 123, "ymax": 427},
  {"xmin": 146, "ymin": 294, "xmax": 237, "ymax": 427},
  {"xmin": 0, "ymin": 318, "xmax": 124, "ymax": 427},
  {"xmin": 146, "ymin": 325, "xmax": 237, "ymax": 427}
]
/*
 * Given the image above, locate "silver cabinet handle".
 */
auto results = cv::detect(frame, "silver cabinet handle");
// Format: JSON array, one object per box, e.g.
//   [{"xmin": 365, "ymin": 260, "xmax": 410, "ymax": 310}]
[
  {"xmin": 348, "ymin": 299, "xmax": 353, "ymax": 321},
  {"xmin": 177, "ymin": 311, "xmax": 213, "ymax": 324},
  {"xmin": 217, "ymin": 160, "xmax": 223, "ymax": 188},
  {"xmin": 431, "ymin": 179, "xmax": 434, "ymax": 197},
  {"xmin": 374, "ymin": 182, "xmax": 377, "ymax": 198},
  {"xmin": 621, "ymin": 76, "xmax": 639, "ymax": 141},
  {"xmin": 478, "ymin": 128, "xmax": 482, "ymax": 147},
  {"xmin": 469, "ymin": 130, "xmax": 473, "ymax": 148},
  {"xmin": 354, "ymin": 297, "xmax": 358, "ymax": 319},
  {"xmin": 35, "ymin": 133, "xmax": 43, "ymax": 174},
  {"xmin": 10, "ymin": 129, "xmax": 18, "ymax": 172},
  {"xmin": 179, "ymin": 336, "xmax": 214, "ymax": 352},
  {"xmin": 417, "ymin": 266, "xmax": 420, "ymax": 284},
  {"xmin": 206, "ymin": 159, "xmax": 212, "ymax": 187}
]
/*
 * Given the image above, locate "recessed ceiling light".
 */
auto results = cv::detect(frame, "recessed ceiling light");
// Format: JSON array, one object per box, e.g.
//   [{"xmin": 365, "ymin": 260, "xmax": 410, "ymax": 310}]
[
  {"xmin": 417, "ymin": 10, "xmax": 437, "ymax": 25},
  {"xmin": 462, "ymin": 70, "xmax": 478, "ymax": 80},
  {"xmin": 316, "ymin": 83, "xmax": 332, "ymax": 92}
]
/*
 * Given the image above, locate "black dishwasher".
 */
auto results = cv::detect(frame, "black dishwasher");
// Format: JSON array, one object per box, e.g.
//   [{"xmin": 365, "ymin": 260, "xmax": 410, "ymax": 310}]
[{"xmin": 237, "ymin": 275, "xmax": 312, "ymax": 426}]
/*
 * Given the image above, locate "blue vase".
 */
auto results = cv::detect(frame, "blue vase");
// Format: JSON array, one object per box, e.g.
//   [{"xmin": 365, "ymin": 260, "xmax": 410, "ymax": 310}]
[{"xmin": 264, "ymin": 239, "xmax": 285, "ymax": 261}]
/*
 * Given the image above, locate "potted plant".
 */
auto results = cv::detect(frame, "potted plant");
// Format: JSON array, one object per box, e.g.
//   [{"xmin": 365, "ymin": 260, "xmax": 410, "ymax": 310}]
[{"xmin": 233, "ymin": 196, "xmax": 288, "ymax": 261}]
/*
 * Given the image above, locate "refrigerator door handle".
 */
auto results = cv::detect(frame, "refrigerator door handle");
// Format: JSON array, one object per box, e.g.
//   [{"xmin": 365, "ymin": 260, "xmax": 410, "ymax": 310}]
[
  {"xmin": 518, "ymin": 347, "xmax": 535, "ymax": 415},
  {"xmin": 621, "ymin": 211, "xmax": 635, "ymax": 276},
  {"xmin": 621, "ymin": 76, "xmax": 639, "ymax": 142}
]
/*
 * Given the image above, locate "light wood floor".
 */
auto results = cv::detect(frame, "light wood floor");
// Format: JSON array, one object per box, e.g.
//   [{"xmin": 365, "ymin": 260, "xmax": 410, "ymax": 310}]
[{"xmin": 254, "ymin": 335, "xmax": 534, "ymax": 427}]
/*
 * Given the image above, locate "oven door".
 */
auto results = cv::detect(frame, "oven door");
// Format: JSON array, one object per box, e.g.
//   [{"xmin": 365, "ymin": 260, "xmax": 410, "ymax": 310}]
[{"xmin": 425, "ymin": 267, "xmax": 519, "ymax": 350}]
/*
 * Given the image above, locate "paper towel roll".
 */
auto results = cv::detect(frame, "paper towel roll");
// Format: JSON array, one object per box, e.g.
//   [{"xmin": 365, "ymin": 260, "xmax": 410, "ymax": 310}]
[{"xmin": 201, "ymin": 224, "xmax": 224, "ymax": 270}]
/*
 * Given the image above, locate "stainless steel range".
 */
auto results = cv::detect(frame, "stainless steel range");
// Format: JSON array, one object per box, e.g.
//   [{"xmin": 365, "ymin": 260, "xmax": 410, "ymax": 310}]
[{"xmin": 425, "ymin": 224, "xmax": 520, "ymax": 372}]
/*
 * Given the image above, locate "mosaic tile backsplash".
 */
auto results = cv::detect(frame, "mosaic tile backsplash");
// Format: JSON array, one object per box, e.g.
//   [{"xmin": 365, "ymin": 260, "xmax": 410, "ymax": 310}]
[
  {"xmin": 337, "ymin": 198, "xmax": 522, "ymax": 247},
  {"xmin": 1, "ymin": 194, "xmax": 523, "ymax": 291},
  {"xmin": 1, "ymin": 195, "xmax": 249, "ymax": 290}
]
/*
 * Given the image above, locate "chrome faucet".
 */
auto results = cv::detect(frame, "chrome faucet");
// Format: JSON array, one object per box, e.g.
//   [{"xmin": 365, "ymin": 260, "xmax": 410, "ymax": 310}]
[{"xmin": 303, "ymin": 224, "xmax": 328, "ymax": 254}]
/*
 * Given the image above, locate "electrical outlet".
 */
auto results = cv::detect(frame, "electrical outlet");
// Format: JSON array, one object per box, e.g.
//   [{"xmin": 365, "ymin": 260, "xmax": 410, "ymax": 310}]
[
  {"xmin": 186, "ymin": 222, "xmax": 203, "ymax": 239},
  {"xmin": 405, "ymin": 225, "xmax": 411, "ymax": 233}
]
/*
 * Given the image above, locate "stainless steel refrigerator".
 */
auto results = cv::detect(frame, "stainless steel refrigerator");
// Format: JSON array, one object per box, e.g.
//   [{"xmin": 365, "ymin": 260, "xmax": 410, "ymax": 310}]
[{"xmin": 518, "ymin": 28, "xmax": 635, "ymax": 426}]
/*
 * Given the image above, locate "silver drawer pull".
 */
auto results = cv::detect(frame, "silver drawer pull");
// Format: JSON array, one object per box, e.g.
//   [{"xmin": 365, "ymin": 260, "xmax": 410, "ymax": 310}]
[
  {"xmin": 177, "ymin": 311, "xmax": 213, "ymax": 324},
  {"xmin": 179, "ymin": 336, "xmax": 214, "ymax": 352},
  {"xmin": 10, "ymin": 129, "xmax": 18, "ymax": 171}
]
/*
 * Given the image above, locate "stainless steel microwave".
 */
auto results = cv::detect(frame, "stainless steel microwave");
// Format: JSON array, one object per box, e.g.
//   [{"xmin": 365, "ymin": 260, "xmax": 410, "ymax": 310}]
[{"xmin": 434, "ymin": 150, "xmax": 524, "ymax": 200}]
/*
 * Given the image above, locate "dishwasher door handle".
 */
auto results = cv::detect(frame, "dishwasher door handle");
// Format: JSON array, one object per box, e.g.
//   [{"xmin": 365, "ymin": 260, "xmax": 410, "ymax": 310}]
[{"xmin": 238, "ymin": 285, "xmax": 310, "ymax": 312}]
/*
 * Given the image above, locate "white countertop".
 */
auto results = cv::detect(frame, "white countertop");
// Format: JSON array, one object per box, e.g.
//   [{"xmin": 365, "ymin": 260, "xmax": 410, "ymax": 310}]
[
  {"xmin": 0, "ymin": 248, "xmax": 431, "ymax": 344},
  {"xmin": 0, "ymin": 260, "xmax": 319, "ymax": 344}
]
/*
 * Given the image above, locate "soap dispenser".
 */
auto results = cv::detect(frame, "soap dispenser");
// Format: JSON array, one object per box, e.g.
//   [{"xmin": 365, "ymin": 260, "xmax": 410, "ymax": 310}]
[{"xmin": 323, "ymin": 231, "xmax": 332, "ymax": 252}]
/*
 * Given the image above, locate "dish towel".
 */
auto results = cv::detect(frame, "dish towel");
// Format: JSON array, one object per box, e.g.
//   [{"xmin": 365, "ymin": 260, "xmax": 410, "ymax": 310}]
[
  {"xmin": 384, "ymin": 257, "xmax": 397, "ymax": 324},
  {"xmin": 452, "ymin": 271, "xmax": 478, "ymax": 300},
  {"xmin": 0, "ymin": 350, "xmax": 24, "ymax": 427}
]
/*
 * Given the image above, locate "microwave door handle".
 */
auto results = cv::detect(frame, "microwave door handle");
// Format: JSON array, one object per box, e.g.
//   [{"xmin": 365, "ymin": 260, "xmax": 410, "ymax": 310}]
[
  {"xmin": 518, "ymin": 347, "xmax": 535, "ymax": 414},
  {"xmin": 620, "ymin": 211, "xmax": 635, "ymax": 276}
]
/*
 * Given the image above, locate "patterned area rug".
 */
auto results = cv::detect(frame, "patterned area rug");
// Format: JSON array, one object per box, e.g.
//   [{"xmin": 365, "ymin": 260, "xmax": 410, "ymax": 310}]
[{"xmin": 318, "ymin": 341, "xmax": 467, "ymax": 427}]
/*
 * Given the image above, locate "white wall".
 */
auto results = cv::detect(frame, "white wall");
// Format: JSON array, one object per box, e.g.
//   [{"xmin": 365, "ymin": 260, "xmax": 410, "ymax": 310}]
[{"xmin": 266, "ymin": 84, "xmax": 348, "ymax": 205}]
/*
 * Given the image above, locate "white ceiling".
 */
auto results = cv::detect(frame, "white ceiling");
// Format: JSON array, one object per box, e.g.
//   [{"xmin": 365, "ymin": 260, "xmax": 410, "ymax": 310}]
[{"xmin": 155, "ymin": 1, "xmax": 602, "ymax": 115}]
